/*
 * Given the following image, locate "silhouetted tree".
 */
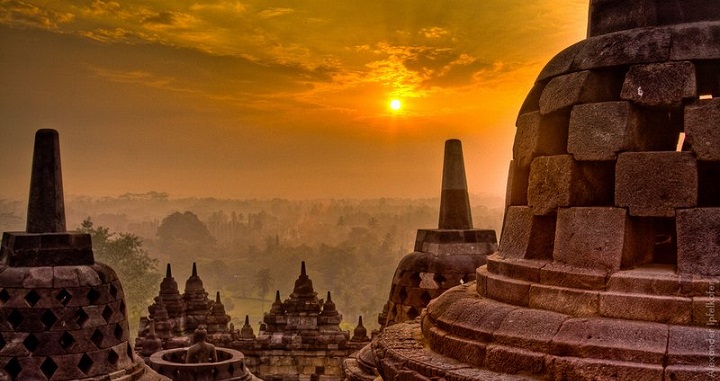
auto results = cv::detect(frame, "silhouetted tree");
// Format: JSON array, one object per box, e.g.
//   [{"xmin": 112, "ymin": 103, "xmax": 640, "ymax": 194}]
[
  {"xmin": 80, "ymin": 219, "xmax": 161, "ymax": 336},
  {"xmin": 254, "ymin": 268, "xmax": 274, "ymax": 312},
  {"xmin": 157, "ymin": 211, "xmax": 215, "ymax": 245},
  {"xmin": 156, "ymin": 211, "xmax": 215, "ymax": 262}
]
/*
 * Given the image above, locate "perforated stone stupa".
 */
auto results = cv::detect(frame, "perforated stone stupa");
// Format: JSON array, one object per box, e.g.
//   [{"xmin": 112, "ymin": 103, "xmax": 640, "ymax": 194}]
[
  {"xmin": 377, "ymin": 139, "xmax": 497, "ymax": 329},
  {"xmin": 372, "ymin": 1, "xmax": 720, "ymax": 380},
  {"xmin": 0, "ymin": 129, "xmax": 166, "ymax": 381}
]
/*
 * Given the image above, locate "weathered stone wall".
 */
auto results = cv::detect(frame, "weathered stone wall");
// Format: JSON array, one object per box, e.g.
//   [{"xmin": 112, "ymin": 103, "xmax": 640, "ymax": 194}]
[{"xmin": 240, "ymin": 348, "xmax": 354, "ymax": 381}]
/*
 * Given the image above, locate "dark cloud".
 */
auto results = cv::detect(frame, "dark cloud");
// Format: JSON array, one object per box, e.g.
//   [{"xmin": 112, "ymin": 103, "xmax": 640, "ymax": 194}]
[
  {"xmin": 142, "ymin": 11, "xmax": 176, "ymax": 26},
  {"xmin": 0, "ymin": 0, "xmax": 73, "ymax": 29}
]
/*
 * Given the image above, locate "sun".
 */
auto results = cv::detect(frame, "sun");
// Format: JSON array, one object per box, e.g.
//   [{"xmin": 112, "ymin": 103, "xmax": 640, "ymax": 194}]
[{"xmin": 390, "ymin": 99, "xmax": 402, "ymax": 111}]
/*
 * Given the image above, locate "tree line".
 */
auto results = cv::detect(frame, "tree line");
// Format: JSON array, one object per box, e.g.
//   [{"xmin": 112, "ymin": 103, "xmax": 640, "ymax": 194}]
[{"xmin": 0, "ymin": 194, "xmax": 504, "ymax": 334}]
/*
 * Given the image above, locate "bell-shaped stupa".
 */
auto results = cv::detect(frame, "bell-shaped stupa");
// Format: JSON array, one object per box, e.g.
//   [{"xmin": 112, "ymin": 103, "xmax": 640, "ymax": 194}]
[
  {"xmin": 377, "ymin": 139, "xmax": 498, "ymax": 330},
  {"xmin": 0, "ymin": 130, "xmax": 166, "ymax": 380},
  {"xmin": 372, "ymin": 1, "xmax": 720, "ymax": 380}
]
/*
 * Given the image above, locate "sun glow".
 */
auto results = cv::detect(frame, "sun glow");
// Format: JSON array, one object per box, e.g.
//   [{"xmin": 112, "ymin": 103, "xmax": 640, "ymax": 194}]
[{"xmin": 390, "ymin": 99, "xmax": 402, "ymax": 111}]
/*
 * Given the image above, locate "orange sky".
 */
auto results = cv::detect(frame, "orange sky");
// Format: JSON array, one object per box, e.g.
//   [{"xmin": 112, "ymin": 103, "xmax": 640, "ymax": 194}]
[{"xmin": 0, "ymin": 1, "xmax": 588, "ymax": 199}]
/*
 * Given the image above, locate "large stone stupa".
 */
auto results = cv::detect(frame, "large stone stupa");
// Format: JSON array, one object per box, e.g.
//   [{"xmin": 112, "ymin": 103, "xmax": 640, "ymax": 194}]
[
  {"xmin": 377, "ymin": 139, "xmax": 497, "ymax": 330},
  {"xmin": 0, "ymin": 130, "xmax": 166, "ymax": 380},
  {"xmin": 372, "ymin": 1, "xmax": 720, "ymax": 380}
]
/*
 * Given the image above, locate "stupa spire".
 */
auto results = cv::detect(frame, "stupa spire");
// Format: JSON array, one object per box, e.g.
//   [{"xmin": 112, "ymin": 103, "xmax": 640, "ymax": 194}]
[
  {"xmin": 26, "ymin": 129, "xmax": 66, "ymax": 233},
  {"xmin": 166, "ymin": 263, "xmax": 172, "ymax": 278},
  {"xmin": 438, "ymin": 139, "xmax": 473, "ymax": 229}
]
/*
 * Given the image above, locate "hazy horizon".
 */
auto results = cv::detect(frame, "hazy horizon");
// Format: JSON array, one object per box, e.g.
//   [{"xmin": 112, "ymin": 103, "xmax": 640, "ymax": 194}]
[{"xmin": 0, "ymin": 1, "xmax": 588, "ymax": 200}]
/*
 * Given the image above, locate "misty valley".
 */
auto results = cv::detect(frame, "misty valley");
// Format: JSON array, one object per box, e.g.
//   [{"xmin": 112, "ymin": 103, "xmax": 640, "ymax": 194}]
[{"xmin": 0, "ymin": 192, "xmax": 503, "ymax": 335}]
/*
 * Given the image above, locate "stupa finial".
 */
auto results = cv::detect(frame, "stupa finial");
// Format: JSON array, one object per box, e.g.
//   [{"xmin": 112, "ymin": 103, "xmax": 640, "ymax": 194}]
[
  {"xmin": 438, "ymin": 139, "xmax": 473, "ymax": 229},
  {"xmin": 26, "ymin": 129, "xmax": 66, "ymax": 233}
]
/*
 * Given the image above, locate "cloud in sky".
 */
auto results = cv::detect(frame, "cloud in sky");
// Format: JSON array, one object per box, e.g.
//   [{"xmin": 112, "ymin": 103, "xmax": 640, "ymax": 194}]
[{"xmin": 0, "ymin": 0, "xmax": 588, "ymax": 199}]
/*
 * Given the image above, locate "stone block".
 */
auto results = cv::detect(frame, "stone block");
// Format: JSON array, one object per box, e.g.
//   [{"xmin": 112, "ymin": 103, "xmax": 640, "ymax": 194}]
[
  {"xmin": 587, "ymin": 0, "xmax": 659, "ymax": 37},
  {"xmin": 665, "ymin": 364, "xmax": 719, "ymax": 381},
  {"xmin": 22, "ymin": 267, "xmax": 53, "ymax": 288},
  {"xmin": 517, "ymin": 82, "xmax": 544, "ymax": 117},
  {"xmin": 485, "ymin": 345, "xmax": 546, "ymax": 375},
  {"xmin": 688, "ymin": 277, "xmax": 720, "ymax": 298},
  {"xmin": 426, "ymin": 326, "xmax": 446, "ymax": 350},
  {"xmin": 2, "ymin": 232, "xmax": 94, "ymax": 267},
  {"xmin": 475, "ymin": 267, "xmax": 487, "ymax": 297},
  {"xmin": 589, "ymin": 0, "xmax": 720, "ymax": 37},
  {"xmin": 53, "ymin": 267, "xmax": 81, "ymax": 288},
  {"xmin": 529, "ymin": 284, "xmax": 600, "ymax": 317},
  {"xmin": 485, "ymin": 274, "xmax": 531, "ymax": 307},
  {"xmin": 448, "ymin": 298, "xmax": 516, "ymax": 343},
  {"xmin": 621, "ymin": 61, "xmax": 697, "ymax": 108},
  {"xmin": 553, "ymin": 207, "xmax": 640, "ymax": 271},
  {"xmin": 513, "ymin": 111, "xmax": 568, "ymax": 169},
  {"xmin": 616, "ymin": 152, "xmax": 698, "ymax": 217},
  {"xmin": 575, "ymin": 27, "xmax": 671, "ymax": 69},
  {"xmin": 16, "ymin": 356, "xmax": 46, "ymax": 380},
  {"xmin": 540, "ymin": 262, "xmax": 608, "ymax": 290},
  {"xmin": 667, "ymin": 325, "xmax": 717, "ymax": 366},
  {"xmin": 498, "ymin": 207, "xmax": 555, "ymax": 260},
  {"xmin": 425, "ymin": 286, "xmax": 467, "ymax": 322},
  {"xmin": 0, "ymin": 266, "xmax": 26, "ymax": 287},
  {"xmin": 435, "ymin": 299, "xmax": 472, "ymax": 333},
  {"xmin": 76, "ymin": 266, "xmax": 103, "ymax": 287},
  {"xmin": 30, "ymin": 331, "xmax": 65, "ymax": 356},
  {"xmin": 551, "ymin": 317, "xmax": 668, "ymax": 363},
  {"xmin": 414, "ymin": 229, "xmax": 497, "ymax": 255},
  {"xmin": 539, "ymin": 71, "xmax": 618, "ymax": 115},
  {"xmin": 607, "ymin": 266, "xmax": 688, "ymax": 296},
  {"xmin": 677, "ymin": 208, "xmax": 720, "ymax": 276},
  {"xmin": 686, "ymin": 99, "xmax": 720, "ymax": 161},
  {"xmin": 537, "ymin": 40, "xmax": 585, "ymax": 81},
  {"xmin": 91, "ymin": 262, "xmax": 118, "ymax": 283},
  {"xmin": 599, "ymin": 292, "xmax": 692, "ymax": 325},
  {"xmin": 488, "ymin": 255, "xmax": 547, "ymax": 283},
  {"xmin": 692, "ymin": 296, "xmax": 719, "ymax": 327},
  {"xmin": 0, "ymin": 331, "xmax": 31, "ymax": 356},
  {"xmin": 568, "ymin": 101, "xmax": 641, "ymax": 161},
  {"xmin": 528, "ymin": 155, "xmax": 613, "ymax": 216},
  {"xmin": 671, "ymin": 21, "xmax": 720, "ymax": 60},
  {"xmin": 494, "ymin": 308, "xmax": 567, "ymax": 353},
  {"xmin": 549, "ymin": 356, "xmax": 664, "ymax": 381},
  {"xmin": 438, "ymin": 334, "xmax": 486, "ymax": 367}
]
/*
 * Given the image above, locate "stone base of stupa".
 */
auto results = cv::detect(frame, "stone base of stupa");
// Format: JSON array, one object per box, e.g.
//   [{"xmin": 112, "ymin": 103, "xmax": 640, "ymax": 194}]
[{"xmin": 372, "ymin": 259, "xmax": 719, "ymax": 381}]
